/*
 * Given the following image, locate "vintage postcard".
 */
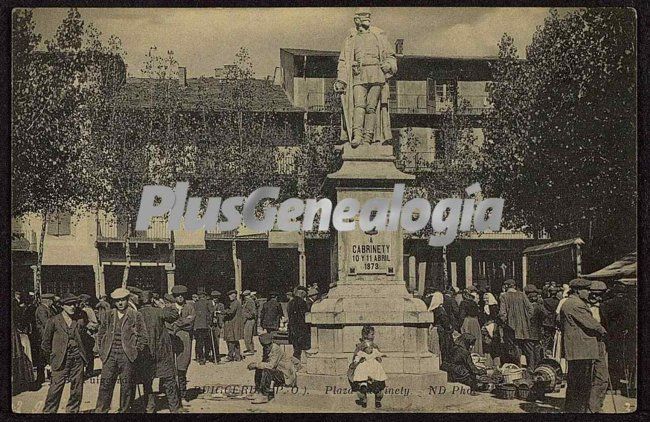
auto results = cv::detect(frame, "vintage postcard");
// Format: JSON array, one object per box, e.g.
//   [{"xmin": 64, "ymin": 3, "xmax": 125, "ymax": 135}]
[{"xmin": 9, "ymin": 6, "xmax": 637, "ymax": 414}]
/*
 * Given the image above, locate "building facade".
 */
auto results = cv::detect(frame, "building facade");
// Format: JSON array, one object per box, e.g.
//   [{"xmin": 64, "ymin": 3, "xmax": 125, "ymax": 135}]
[{"xmin": 13, "ymin": 44, "xmax": 569, "ymax": 299}]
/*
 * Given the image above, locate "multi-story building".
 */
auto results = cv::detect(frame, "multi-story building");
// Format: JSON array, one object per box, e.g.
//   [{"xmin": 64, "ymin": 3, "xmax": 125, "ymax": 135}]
[{"xmin": 13, "ymin": 43, "xmax": 581, "ymax": 299}]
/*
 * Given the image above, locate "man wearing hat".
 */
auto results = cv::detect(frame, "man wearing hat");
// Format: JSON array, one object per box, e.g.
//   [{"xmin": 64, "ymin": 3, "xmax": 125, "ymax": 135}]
[
  {"xmin": 586, "ymin": 280, "xmax": 609, "ymax": 413},
  {"xmin": 222, "ymin": 289, "xmax": 244, "ymax": 361},
  {"xmin": 193, "ymin": 289, "xmax": 215, "ymax": 365},
  {"xmin": 334, "ymin": 8, "xmax": 397, "ymax": 148},
  {"xmin": 560, "ymin": 278, "xmax": 607, "ymax": 412},
  {"xmin": 242, "ymin": 290, "xmax": 257, "ymax": 355},
  {"xmin": 41, "ymin": 293, "xmax": 89, "ymax": 413},
  {"xmin": 136, "ymin": 290, "xmax": 186, "ymax": 413},
  {"xmin": 34, "ymin": 293, "xmax": 55, "ymax": 384},
  {"xmin": 77, "ymin": 294, "xmax": 99, "ymax": 377},
  {"xmin": 287, "ymin": 286, "xmax": 310, "ymax": 361},
  {"xmin": 210, "ymin": 290, "xmax": 225, "ymax": 363},
  {"xmin": 170, "ymin": 285, "xmax": 195, "ymax": 402},
  {"xmin": 247, "ymin": 332, "xmax": 297, "ymax": 404},
  {"xmin": 541, "ymin": 284, "xmax": 561, "ymax": 356},
  {"xmin": 95, "ymin": 288, "xmax": 149, "ymax": 413},
  {"xmin": 260, "ymin": 292, "xmax": 284, "ymax": 334},
  {"xmin": 499, "ymin": 279, "xmax": 534, "ymax": 366},
  {"xmin": 523, "ymin": 284, "xmax": 545, "ymax": 369}
]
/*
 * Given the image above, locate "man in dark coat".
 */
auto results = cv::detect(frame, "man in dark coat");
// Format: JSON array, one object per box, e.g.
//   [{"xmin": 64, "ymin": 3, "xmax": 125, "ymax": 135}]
[
  {"xmin": 523, "ymin": 285, "xmax": 545, "ymax": 369},
  {"xmin": 222, "ymin": 289, "xmax": 244, "ymax": 362},
  {"xmin": 34, "ymin": 293, "xmax": 55, "ymax": 384},
  {"xmin": 586, "ymin": 281, "xmax": 609, "ymax": 413},
  {"xmin": 242, "ymin": 290, "xmax": 257, "ymax": 355},
  {"xmin": 170, "ymin": 285, "xmax": 195, "ymax": 402},
  {"xmin": 260, "ymin": 292, "xmax": 284, "ymax": 334},
  {"xmin": 499, "ymin": 279, "xmax": 534, "ymax": 366},
  {"xmin": 560, "ymin": 278, "xmax": 607, "ymax": 413},
  {"xmin": 41, "ymin": 294, "xmax": 89, "ymax": 413},
  {"xmin": 210, "ymin": 290, "xmax": 225, "ymax": 363},
  {"xmin": 193, "ymin": 289, "xmax": 214, "ymax": 365},
  {"xmin": 137, "ymin": 291, "xmax": 186, "ymax": 413},
  {"xmin": 287, "ymin": 286, "xmax": 310, "ymax": 361},
  {"xmin": 95, "ymin": 288, "xmax": 149, "ymax": 413}
]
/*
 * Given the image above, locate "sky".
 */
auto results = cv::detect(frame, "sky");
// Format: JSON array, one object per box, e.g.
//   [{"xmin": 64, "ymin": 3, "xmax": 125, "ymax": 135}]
[{"xmin": 29, "ymin": 7, "xmax": 556, "ymax": 78}]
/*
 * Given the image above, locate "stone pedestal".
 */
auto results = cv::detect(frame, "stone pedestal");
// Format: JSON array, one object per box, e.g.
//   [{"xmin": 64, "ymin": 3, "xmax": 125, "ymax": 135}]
[{"xmin": 300, "ymin": 143, "xmax": 447, "ymax": 392}]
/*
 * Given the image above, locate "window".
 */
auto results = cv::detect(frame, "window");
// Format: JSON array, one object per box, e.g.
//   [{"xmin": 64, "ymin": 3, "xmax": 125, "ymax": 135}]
[{"xmin": 47, "ymin": 212, "xmax": 72, "ymax": 236}]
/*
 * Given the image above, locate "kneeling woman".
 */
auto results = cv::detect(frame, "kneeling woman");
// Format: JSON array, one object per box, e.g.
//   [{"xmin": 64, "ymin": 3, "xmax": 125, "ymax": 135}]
[
  {"xmin": 441, "ymin": 333, "xmax": 486, "ymax": 395},
  {"xmin": 348, "ymin": 325, "xmax": 387, "ymax": 408}
]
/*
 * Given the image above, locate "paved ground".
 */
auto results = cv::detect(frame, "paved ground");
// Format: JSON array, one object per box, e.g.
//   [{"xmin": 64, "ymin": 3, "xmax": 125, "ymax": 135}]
[{"xmin": 12, "ymin": 336, "xmax": 637, "ymax": 414}]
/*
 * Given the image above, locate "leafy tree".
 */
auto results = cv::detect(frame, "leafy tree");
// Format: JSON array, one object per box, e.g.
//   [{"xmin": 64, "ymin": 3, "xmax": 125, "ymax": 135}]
[
  {"xmin": 12, "ymin": 8, "xmax": 118, "ymax": 293},
  {"xmin": 477, "ymin": 8, "xmax": 636, "ymax": 271}
]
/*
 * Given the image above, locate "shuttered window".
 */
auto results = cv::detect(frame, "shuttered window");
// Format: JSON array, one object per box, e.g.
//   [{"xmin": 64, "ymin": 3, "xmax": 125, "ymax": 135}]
[{"xmin": 46, "ymin": 212, "xmax": 72, "ymax": 236}]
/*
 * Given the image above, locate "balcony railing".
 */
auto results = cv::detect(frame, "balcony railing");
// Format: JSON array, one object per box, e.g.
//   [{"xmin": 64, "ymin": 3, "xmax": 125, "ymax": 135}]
[
  {"xmin": 396, "ymin": 151, "xmax": 469, "ymax": 173},
  {"xmin": 304, "ymin": 91, "xmax": 491, "ymax": 115},
  {"xmin": 97, "ymin": 216, "xmax": 171, "ymax": 242}
]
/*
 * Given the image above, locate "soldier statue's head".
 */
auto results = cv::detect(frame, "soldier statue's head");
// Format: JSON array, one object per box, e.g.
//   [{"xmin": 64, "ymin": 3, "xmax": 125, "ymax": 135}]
[{"xmin": 353, "ymin": 8, "xmax": 371, "ymax": 30}]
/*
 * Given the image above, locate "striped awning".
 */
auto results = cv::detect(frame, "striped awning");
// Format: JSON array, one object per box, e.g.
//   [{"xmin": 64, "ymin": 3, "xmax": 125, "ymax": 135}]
[{"xmin": 583, "ymin": 252, "xmax": 637, "ymax": 280}]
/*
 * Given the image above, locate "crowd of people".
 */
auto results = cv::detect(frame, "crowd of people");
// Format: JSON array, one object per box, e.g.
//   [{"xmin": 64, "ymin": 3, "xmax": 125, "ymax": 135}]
[
  {"xmin": 11, "ymin": 276, "xmax": 636, "ymax": 413},
  {"xmin": 10, "ymin": 283, "xmax": 323, "ymax": 412},
  {"xmin": 422, "ymin": 277, "xmax": 637, "ymax": 411}
]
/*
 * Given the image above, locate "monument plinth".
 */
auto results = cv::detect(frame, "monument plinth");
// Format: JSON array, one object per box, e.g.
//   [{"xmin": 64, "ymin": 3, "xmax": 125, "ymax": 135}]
[{"xmin": 300, "ymin": 144, "xmax": 447, "ymax": 392}]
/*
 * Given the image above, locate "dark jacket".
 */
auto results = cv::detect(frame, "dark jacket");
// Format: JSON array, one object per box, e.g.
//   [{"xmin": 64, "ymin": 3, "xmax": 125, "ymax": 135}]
[
  {"xmin": 560, "ymin": 294, "xmax": 607, "ymax": 361},
  {"xmin": 35, "ymin": 303, "xmax": 54, "ymax": 339},
  {"xmin": 193, "ymin": 298, "xmax": 214, "ymax": 330},
  {"xmin": 242, "ymin": 297, "xmax": 257, "ymax": 321},
  {"xmin": 287, "ymin": 297, "xmax": 310, "ymax": 345},
  {"xmin": 211, "ymin": 300, "xmax": 225, "ymax": 335},
  {"xmin": 528, "ymin": 302, "xmax": 545, "ymax": 341},
  {"xmin": 138, "ymin": 304, "xmax": 178, "ymax": 379},
  {"xmin": 222, "ymin": 299, "xmax": 244, "ymax": 341},
  {"xmin": 98, "ymin": 307, "xmax": 149, "ymax": 363},
  {"xmin": 260, "ymin": 298, "xmax": 284, "ymax": 331},
  {"xmin": 442, "ymin": 294, "xmax": 460, "ymax": 331},
  {"xmin": 499, "ymin": 290, "xmax": 534, "ymax": 340},
  {"xmin": 41, "ymin": 313, "xmax": 89, "ymax": 370}
]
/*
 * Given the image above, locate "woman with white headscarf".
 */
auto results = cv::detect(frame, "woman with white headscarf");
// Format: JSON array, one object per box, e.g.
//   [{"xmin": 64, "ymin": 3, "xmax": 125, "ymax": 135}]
[{"xmin": 428, "ymin": 292, "xmax": 453, "ymax": 365}]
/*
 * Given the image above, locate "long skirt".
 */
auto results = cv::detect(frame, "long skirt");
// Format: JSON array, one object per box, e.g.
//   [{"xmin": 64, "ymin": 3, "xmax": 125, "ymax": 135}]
[
  {"xmin": 12, "ymin": 326, "xmax": 35, "ymax": 394},
  {"xmin": 461, "ymin": 316, "xmax": 483, "ymax": 355}
]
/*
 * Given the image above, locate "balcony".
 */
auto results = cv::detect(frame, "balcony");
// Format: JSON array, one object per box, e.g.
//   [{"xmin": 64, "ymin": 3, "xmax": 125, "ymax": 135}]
[
  {"xmin": 304, "ymin": 91, "xmax": 491, "ymax": 115},
  {"xmin": 97, "ymin": 216, "xmax": 172, "ymax": 243},
  {"xmin": 396, "ymin": 151, "xmax": 476, "ymax": 175}
]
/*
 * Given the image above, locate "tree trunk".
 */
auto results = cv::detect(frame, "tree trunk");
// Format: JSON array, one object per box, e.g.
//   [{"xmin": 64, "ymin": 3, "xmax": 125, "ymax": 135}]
[
  {"xmin": 35, "ymin": 211, "xmax": 47, "ymax": 296},
  {"xmin": 442, "ymin": 245, "xmax": 449, "ymax": 288},
  {"xmin": 121, "ymin": 221, "xmax": 131, "ymax": 288}
]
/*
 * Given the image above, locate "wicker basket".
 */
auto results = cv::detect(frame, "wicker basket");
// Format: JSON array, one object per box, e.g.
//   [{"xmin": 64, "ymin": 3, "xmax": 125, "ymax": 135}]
[{"xmin": 497, "ymin": 384, "xmax": 517, "ymax": 400}]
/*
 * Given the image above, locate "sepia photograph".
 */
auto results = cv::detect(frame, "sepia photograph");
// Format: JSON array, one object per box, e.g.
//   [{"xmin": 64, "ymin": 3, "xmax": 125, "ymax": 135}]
[{"xmin": 8, "ymin": 5, "xmax": 639, "ymax": 414}]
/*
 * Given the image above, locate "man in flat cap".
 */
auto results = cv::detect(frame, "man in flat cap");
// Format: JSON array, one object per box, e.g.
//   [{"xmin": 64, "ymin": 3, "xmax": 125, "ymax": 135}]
[
  {"xmin": 193, "ymin": 289, "xmax": 214, "ymax": 365},
  {"xmin": 136, "ymin": 290, "xmax": 186, "ymax": 413},
  {"xmin": 95, "ymin": 288, "xmax": 149, "ymax": 413},
  {"xmin": 334, "ymin": 8, "xmax": 396, "ymax": 148},
  {"xmin": 560, "ymin": 279, "xmax": 607, "ymax": 412},
  {"xmin": 260, "ymin": 292, "xmax": 284, "ymax": 335},
  {"xmin": 287, "ymin": 286, "xmax": 310, "ymax": 361},
  {"xmin": 222, "ymin": 289, "xmax": 244, "ymax": 362},
  {"xmin": 77, "ymin": 294, "xmax": 98, "ymax": 377},
  {"xmin": 499, "ymin": 279, "xmax": 534, "ymax": 366},
  {"xmin": 242, "ymin": 290, "xmax": 257, "ymax": 355},
  {"xmin": 34, "ymin": 292, "xmax": 55, "ymax": 384},
  {"xmin": 209, "ymin": 290, "xmax": 225, "ymax": 364},
  {"xmin": 523, "ymin": 284, "xmax": 545, "ymax": 369},
  {"xmin": 170, "ymin": 285, "xmax": 195, "ymax": 403},
  {"xmin": 41, "ymin": 293, "xmax": 89, "ymax": 413},
  {"xmin": 247, "ymin": 333, "xmax": 296, "ymax": 404}
]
